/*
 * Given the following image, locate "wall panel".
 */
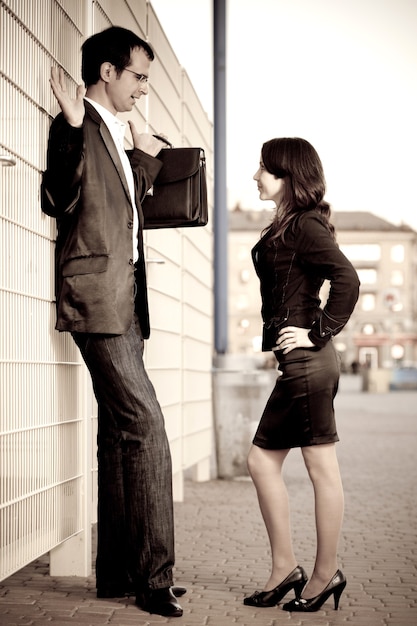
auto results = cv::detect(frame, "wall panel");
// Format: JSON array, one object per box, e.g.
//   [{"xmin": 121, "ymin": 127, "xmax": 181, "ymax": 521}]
[{"xmin": 1, "ymin": 0, "xmax": 91, "ymax": 582}]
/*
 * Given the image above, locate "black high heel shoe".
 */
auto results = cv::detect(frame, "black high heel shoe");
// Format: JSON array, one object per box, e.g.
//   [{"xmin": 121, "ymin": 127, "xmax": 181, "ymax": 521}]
[
  {"xmin": 282, "ymin": 569, "xmax": 346, "ymax": 612},
  {"xmin": 243, "ymin": 565, "xmax": 308, "ymax": 607}
]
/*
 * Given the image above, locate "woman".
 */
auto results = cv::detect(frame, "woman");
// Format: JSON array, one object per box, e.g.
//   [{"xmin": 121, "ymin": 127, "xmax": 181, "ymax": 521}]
[{"xmin": 243, "ymin": 138, "xmax": 360, "ymax": 612}]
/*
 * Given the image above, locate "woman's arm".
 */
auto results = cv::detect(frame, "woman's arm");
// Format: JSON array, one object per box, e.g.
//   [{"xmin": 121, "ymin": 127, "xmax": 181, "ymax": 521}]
[{"xmin": 278, "ymin": 212, "xmax": 360, "ymax": 352}]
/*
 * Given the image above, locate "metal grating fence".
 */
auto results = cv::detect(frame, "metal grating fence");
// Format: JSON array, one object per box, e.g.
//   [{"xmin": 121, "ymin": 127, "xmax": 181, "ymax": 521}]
[{"xmin": 0, "ymin": 0, "xmax": 95, "ymax": 581}]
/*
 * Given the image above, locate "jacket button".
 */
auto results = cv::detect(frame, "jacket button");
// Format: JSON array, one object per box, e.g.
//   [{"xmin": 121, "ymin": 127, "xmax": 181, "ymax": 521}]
[
  {"xmin": 129, "ymin": 258, "xmax": 134, "ymax": 266},
  {"xmin": 127, "ymin": 221, "xmax": 133, "ymax": 229}
]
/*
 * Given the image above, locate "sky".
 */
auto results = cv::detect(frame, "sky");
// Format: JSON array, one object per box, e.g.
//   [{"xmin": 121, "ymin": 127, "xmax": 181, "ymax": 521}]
[{"xmin": 151, "ymin": 0, "xmax": 417, "ymax": 230}]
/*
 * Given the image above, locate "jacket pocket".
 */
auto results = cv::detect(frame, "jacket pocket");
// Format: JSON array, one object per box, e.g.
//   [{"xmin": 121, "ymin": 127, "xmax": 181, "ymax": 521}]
[{"xmin": 62, "ymin": 255, "xmax": 109, "ymax": 277}]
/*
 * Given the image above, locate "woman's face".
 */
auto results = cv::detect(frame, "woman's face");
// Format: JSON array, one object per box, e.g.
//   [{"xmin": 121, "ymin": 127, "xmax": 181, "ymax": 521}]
[{"xmin": 253, "ymin": 157, "xmax": 285, "ymax": 205}]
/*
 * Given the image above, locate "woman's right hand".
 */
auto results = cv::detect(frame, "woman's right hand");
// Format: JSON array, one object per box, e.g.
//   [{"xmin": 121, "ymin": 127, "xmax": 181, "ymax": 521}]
[
  {"xmin": 276, "ymin": 326, "xmax": 315, "ymax": 354},
  {"xmin": 50, "ymin": 67, "xmax": 86, "ymax": 128}
]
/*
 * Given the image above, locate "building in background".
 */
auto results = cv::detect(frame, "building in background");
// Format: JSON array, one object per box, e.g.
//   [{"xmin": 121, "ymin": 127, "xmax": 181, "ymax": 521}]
[{"xmin": 228, "ymin": 208, "xmax": 417, "ymax": 371}]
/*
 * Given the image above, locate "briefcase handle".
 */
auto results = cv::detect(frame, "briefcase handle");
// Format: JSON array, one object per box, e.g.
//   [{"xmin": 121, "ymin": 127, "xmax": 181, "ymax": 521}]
[{"xmin": 153, "ymin": 134, "xmax": 173, "ymax": 149}]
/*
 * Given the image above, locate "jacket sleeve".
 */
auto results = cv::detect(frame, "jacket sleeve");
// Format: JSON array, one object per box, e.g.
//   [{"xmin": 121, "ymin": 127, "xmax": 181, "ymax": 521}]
[
  {"xmin": 294, "ymin": 213, "xmax": 360, "ymax": 348},
  {"xmin": 127, "ymin": 148, "xmax": 163, "ymax": 205},
  {"xmin": 41, "ymin": 113, "xmax": 84, "ymax": 217}
]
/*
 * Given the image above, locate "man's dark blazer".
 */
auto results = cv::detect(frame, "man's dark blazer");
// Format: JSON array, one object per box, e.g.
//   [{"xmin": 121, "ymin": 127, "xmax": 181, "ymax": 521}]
[{"xmin": 41, "ymin": 101, "xmax": 162, "ymax": 338}]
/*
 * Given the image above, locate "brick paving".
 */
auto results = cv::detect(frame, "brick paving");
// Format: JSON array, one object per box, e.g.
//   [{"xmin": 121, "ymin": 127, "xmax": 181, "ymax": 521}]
[{"xmin": 1, "ymin": 377, "xmax": 416, "ymax": 625}]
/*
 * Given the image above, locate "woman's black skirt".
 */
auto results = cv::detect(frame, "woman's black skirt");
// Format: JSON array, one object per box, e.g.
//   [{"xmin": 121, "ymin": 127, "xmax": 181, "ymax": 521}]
[{"xmin": 253, "ymin": 341, "xmax": 340, "ymax": 450}]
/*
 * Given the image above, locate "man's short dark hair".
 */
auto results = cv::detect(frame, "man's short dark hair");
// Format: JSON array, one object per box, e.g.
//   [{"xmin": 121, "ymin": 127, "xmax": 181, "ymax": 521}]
[{"xmin": 81, "ymin": 26, "xmax": 154, "ymax": 87}]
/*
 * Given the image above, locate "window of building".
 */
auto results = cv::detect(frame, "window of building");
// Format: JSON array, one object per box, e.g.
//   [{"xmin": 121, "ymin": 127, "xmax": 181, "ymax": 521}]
[
  {"xmin": 356, "ymin": 268, "xmax": 377, "ymax": 284},
  {"xmin": 391, "ymin": 245, "xmax": 404, "ymax": 263},
  {"xmin": 239, "ymin": 269, "xmax": 251, "ymax": 283},
  {"xmin": 382, "ymin": 288, "xmax": 402, "ymax": 311},
  {"xmin": 235, "ymin": 295, "xmax": 249, "ymax": 311},
  {"xmin": 340, "ymin": 244, "xmax": 381, "ymax": 261},
  {"xmin": 252, "ymin": 335, "xmax": 262, "ymax": 352},
  {"xmin": 237, "ymin": 245, "xmax": 250, "ymax": 261},
  {"xmin": 390, "ymin": 270, "xmax": 403, "ymax": 286},
  {"xmin": 236, "ymin": 318, "xmax": 250, "ymax": 336},
  {"xmin": 391, "ymin": 344, "xmax": 404, "ymax": 360},
  {"xmin": 360, "ymin": 293, "xmax": 376, "ymax": 311},
  {"xmin": 362, "ymin": 323, "xmax": 375, "ymax": 335}
]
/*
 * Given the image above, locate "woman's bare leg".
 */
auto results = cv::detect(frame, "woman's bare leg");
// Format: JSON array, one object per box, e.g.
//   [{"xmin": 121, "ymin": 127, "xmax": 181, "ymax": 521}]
[
  {"xmin": 301, "ymin": 443, "xmax": 344, "ymax": 598},
  {"xmin": 247, "ymin": 444, "xmax": 298, "ymax": 590}
]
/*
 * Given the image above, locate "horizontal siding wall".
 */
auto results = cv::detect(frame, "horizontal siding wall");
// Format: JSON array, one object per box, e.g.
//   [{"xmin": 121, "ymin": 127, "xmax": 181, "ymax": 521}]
[
  {"xmin": 0, "ymin": 0, "xmax": 92, "ymax": 582},
  {"xmin": 0, "ymin": 0, "xmax": 213, "ymax": 580}
]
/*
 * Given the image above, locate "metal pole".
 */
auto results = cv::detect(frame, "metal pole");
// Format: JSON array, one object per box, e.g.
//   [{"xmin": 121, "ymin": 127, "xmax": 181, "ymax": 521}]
[{"xmin": 213, "ymin": 0, "xmax": 228, "ymax": 354}]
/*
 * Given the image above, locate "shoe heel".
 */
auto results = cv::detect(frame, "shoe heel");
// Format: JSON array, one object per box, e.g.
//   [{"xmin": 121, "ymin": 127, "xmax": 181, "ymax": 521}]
[
  {"xmin": 333, "ymin": 581, "xmax": 346, "ymax": 610},
  {"xmin": 293, "ymin": 579, "xmax": 305, "ymax": 599}
]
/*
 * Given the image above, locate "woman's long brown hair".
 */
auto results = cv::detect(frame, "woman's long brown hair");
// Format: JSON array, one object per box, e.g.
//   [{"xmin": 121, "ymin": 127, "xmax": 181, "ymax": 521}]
[{"xmin": 261, "ymin": 137, "xmax": 335, "ymax": 242}]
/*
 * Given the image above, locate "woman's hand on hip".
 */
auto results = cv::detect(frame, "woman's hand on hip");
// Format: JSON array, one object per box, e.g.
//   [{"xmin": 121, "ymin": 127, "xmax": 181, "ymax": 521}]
[{"xmin": 275, "ymin": 326, "xmax": 315, "ymax": 354}]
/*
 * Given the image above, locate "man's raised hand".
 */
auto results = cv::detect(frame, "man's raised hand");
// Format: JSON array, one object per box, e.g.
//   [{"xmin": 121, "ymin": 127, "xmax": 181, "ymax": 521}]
[{"xmin": 50, "ymin": 67, "xmax": 86, "ymax": 128}]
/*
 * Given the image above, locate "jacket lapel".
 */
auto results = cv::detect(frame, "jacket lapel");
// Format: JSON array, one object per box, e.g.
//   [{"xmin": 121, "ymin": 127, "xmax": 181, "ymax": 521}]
[
  {"xmin": 85, "ymin": 101, "xmax": 132, "ymax": 207},
  {"xmin": 99, "ymin": 124, "xmax": 132, "ymax": 206}
]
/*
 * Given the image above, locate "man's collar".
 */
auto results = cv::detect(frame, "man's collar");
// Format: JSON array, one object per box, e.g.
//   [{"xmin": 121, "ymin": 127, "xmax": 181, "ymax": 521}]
[{"xmin": 84, "ymin": 98, "xmax": 126, "ymax": 132}]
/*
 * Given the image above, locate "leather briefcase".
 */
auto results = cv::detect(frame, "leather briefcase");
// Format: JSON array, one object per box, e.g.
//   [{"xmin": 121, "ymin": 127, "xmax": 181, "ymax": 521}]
[{"xmin": 142, "ymin": 146, "xmax": 208, "ymax": 229}]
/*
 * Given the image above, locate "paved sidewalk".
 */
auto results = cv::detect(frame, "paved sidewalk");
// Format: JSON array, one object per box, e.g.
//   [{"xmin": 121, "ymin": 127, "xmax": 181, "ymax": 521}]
[{"xmin": 1, "ymin": 381, "xmax": 416, "ymax": 625}]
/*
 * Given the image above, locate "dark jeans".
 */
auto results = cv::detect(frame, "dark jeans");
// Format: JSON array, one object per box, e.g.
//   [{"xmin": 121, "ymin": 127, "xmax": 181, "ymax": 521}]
[{"xmin": 72, "ymin": 316, "xmax": 175, "ymax": 592}]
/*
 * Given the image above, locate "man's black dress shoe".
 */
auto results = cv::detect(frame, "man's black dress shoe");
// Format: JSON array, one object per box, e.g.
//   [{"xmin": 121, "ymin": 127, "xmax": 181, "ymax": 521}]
[
  {"xmin": 172, "ymin": 585, "xmax": 187, "ymax": 597},
  {"xmin": 136, "ymin": 586, "xmax": 183, "ymax": 617},
  {"xmin": 97, "ymin": 584, "xmax": 187, "ymax": 599}
]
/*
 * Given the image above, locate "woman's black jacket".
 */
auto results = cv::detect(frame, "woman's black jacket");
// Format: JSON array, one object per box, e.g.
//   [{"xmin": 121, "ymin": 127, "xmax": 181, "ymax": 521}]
[{"xmin": 252, "ymin": 212, "xmax": 360, "ymax": 351}]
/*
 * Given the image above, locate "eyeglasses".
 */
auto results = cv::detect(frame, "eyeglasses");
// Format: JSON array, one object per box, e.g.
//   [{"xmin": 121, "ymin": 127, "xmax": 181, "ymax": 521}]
[{"xmin": 124, "ymin": 68, "xmax": 149, "ymax": 84}]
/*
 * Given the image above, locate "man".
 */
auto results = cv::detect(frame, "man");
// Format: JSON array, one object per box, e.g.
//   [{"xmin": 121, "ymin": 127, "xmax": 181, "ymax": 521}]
[{"xmin": 41, "ymin": 26, "xmax": 184, "ymax": 618}]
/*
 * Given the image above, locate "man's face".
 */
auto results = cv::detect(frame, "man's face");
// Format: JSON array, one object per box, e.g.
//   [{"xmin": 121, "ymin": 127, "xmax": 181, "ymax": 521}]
[{"xmin": 107, "ymin": 47, "xmax": 150, "ymax": 114}]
